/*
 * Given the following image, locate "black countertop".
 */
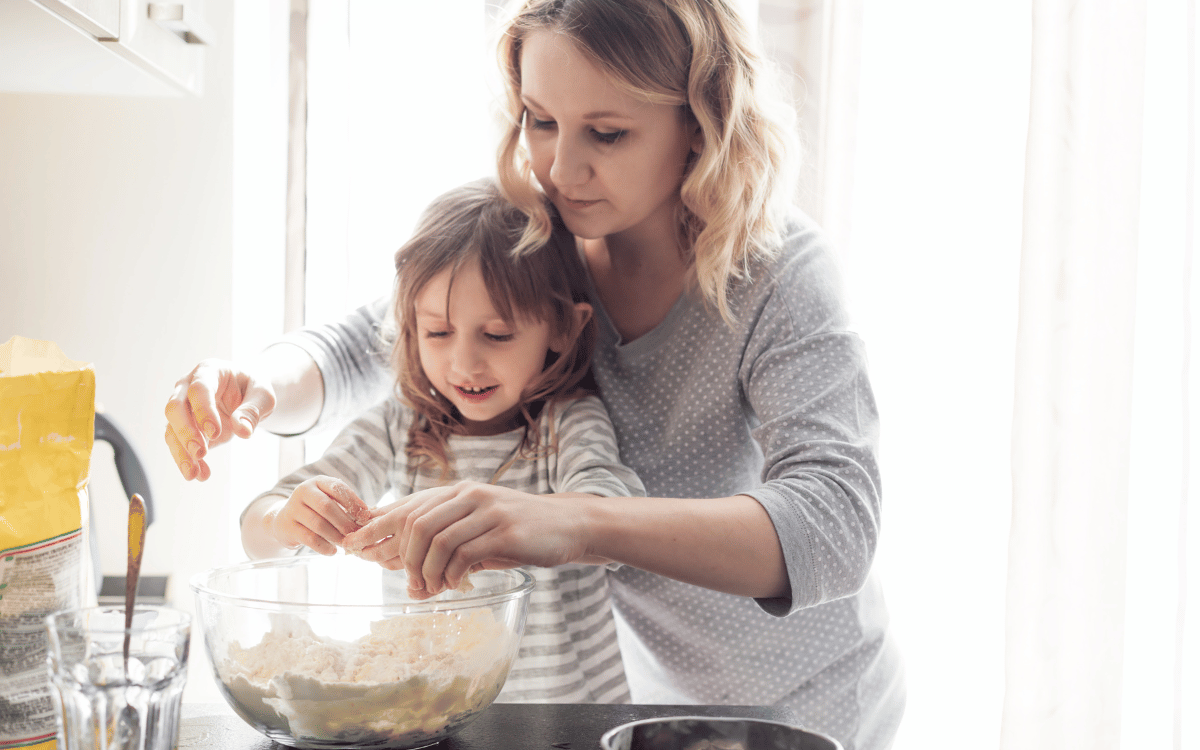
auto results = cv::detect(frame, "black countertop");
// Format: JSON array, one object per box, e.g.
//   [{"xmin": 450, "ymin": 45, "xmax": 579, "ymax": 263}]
[{"xmin": 180, "ymin": 702, "xmax": 800, "ymax": 750}]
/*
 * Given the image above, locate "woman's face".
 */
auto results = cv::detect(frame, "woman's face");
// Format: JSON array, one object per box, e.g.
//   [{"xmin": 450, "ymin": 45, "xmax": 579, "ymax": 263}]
[{"xmin": 519, "ymin": 30, "xmax": 697, "ymax": 245}]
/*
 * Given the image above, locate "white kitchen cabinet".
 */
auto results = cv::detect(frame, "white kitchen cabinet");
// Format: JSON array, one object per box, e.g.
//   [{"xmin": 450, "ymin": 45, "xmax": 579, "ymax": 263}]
[{"xmin": 0, "ymin": 0, "xmax": 210, "ymax": 96}]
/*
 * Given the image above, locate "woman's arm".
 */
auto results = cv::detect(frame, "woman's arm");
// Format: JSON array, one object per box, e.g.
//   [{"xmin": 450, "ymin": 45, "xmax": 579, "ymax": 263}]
[
  {"xmin": 164, "ymin": 344, "xmax": 322, "ymax": 481},
  {"xmin": 344, "ymin": 484, "xmax": 787, "ymax": 599},
  {"xmin": 164, "ymin": 297, "xmax": 392, "ymax": 480},
  {"xmin": 581, "ymin": 493, "xmax": 789, "ymax": 599}
]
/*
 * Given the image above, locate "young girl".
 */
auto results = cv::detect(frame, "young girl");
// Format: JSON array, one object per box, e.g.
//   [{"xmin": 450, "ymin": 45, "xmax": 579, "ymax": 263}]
[
  {"xmin": 169, "ymin": 2, "xmax": 904, "ymax": 747},
  {"xmin": 239, "ymin": 177, "xmax": 644, "ymax": 705}
]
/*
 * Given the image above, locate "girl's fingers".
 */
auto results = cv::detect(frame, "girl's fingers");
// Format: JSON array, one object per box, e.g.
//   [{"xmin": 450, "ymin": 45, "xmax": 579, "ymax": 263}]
[
  {"xmin": 315, "ymin": 476, "xmax": 372, "ymax": 528},
  {"xmin": 285, "ymin": 502, "xmax": 344, "ymax": 555},
  {"xmin": 351, "ymin": 532, "xmax": 403, "ymax": 563},
  {"xmin": 293, "ymin": 522, "xmax": 338, "ymax": 556}
]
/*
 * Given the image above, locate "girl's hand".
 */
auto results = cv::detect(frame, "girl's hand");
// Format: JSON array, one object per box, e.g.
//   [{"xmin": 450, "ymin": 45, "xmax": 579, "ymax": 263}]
[
  {"xmin": 342, "ymin": 481, "xmax": 588, "ymax": 598},
  {"xmin": 269, "ymin": 476, "xmax": 370, "ymax": 555}
]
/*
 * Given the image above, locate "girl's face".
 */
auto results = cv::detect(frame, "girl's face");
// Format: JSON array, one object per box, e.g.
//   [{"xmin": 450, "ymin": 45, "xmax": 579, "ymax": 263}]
[
  {"xmin": 414, "ymin": 258, "xmax": 559, "ymax": 436},
  {"xmin": 519, "ymin": 30, "xmax": 698, "ymax": 246}
]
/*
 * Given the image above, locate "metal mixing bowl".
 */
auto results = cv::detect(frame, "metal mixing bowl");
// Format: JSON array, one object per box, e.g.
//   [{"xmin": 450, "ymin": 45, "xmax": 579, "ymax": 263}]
[
  {"xmin": 191, "ymin": 555, "xmax": 533, "ymax": 749},
  {"xmin": 600, "ymin": 716, "xmax": 844, "ymax": 750}
]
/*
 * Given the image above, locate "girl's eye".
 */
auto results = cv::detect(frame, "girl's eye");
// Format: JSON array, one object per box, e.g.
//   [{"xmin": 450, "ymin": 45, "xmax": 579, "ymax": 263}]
[
  {"xmin": 485, "ymin": 333, "xmax": 515, "ymax": 343},
  {"xmin": 591, "ymin": 128, "xmax": 626, "ymax": 145},
  {"xmin": 423, "ymin": 330, "xmax": 449, "ymax": 339}
]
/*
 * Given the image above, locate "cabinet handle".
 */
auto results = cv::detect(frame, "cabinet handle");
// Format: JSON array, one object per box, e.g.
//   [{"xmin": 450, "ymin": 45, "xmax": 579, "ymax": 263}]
[{"xmin": 148, "ymin": 2, "xmax": 213, "ymax": 45}]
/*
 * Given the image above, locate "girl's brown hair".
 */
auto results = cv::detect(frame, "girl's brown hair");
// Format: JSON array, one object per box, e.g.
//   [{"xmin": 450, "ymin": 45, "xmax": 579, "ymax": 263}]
[
  {"xmin": 495, "ymin": 0, "xmax": 800, "ymax": 321},
  {"xmin": 391, "ymin": 178, "xmax": 595, "ymax": 479}
]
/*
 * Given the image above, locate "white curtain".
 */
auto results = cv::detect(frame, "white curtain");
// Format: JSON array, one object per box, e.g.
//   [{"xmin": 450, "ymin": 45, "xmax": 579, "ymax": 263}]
[
  {"xmin": 1003, "ymin": 1, "xmax": 1199, "ymax": 748},
  {"xmin": 767, "ymin": 1, "xmax": 1198, "ymax": 748},
  {"xmin": 758, "ymin": 0, "xmax": 862, "ymax": 256},
  {"xmin": 1003, "ymin": 1, "xmax": 1147, "ymax": 748}
]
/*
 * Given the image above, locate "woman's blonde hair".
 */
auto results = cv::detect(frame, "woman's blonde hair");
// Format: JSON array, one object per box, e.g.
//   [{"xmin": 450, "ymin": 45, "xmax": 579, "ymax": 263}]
[
  {"xmin": 495, "ymin": 0, "xmax": 800, "ymax": 320},
  {"xmin": 391, "ymin": 178, "xmax": 596, "ymax": 479}
]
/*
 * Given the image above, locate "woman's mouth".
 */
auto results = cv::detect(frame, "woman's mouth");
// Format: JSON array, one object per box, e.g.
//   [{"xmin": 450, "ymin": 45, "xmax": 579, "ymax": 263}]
[
  {"xmin": 561, "ymin": 196, "xmax": 601, "ymax": 209},
  {"xmin": 455, "ymin": 385, "xmax": 498, "ymax": 403}
]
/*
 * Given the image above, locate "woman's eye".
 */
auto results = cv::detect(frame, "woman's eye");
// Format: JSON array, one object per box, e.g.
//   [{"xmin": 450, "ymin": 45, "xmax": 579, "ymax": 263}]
[
  {"xmin": 525, "ymin": 112, "xmax": 555, "ymax": 130},
  {"xmin": 423, "ymin": 330, "xmax": 449, "ymax": 339},
  {"xmin": 592, "ymin": 129, "xmax": 626, "ymax": 145},
  {"xmin": 485, "ymin": 333, "xmax": 515, "ymax": 343}
]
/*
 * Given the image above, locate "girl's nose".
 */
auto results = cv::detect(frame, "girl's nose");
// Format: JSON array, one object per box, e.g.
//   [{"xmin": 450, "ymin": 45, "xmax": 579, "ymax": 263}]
[
  {"xmin": 449, "ymin": 338, "xmax": 485, "ymax": 376},
  {"xmin": 548, "ymin": 134, "xmax": 589, "ymax": 189}
]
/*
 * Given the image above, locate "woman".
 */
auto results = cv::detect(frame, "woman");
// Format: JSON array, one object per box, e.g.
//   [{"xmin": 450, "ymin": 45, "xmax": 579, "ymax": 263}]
[{"xmin": 164, "ymin": 2, "xmax": 905, "ymax": 747}]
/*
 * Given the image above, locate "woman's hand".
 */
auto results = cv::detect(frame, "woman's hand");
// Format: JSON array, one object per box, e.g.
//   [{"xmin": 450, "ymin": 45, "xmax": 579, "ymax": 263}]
[
  {"xmin": 267, "ymin": 476, "xmax": 370, "ymax": 556},
  {"xmin": 342, "ymin": 482, "xmax": 590, "ymax": 598},
  {"xmin": 164, "ymin": 359, "xmax": 275, "ymax": 481}
]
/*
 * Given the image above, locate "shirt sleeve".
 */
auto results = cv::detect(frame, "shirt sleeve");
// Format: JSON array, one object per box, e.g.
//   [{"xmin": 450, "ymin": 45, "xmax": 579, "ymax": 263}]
[
  {"xmin": 279, "ymin": 295, "xmax": 395, "ymax": 434},
  {"xmin": 739, "ymin": 229, "xmax": 883, "ymax": 617},
  {"xmin": 550, "ymin": 395, "xmax": 646, "ymax": 499},
  {"xmin": 242, "ymin": 397, "xmax": 408, "ymax": 522}
]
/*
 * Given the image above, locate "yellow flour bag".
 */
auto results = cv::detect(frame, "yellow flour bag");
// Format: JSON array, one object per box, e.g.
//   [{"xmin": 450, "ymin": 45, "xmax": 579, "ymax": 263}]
[{"xmin": 0, "ymin": 336, "xmax": 96, "ymax": 750}]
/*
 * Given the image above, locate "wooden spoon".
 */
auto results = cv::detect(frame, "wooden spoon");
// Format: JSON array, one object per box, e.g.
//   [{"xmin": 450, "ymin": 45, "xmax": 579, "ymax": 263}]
[
  {"xmin": 110, "ymin": 494, "xmax": 148, "ymax": 747},
  {"xmin": 123, "ymin": 493, "xmax": 147, "ymax": 672}
]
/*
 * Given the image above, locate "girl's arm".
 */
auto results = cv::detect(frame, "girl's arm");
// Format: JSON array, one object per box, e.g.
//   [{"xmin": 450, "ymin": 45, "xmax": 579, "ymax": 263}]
[{"xmin": 239, "ymin": 398, "xmax": 402, "ymax": 558}]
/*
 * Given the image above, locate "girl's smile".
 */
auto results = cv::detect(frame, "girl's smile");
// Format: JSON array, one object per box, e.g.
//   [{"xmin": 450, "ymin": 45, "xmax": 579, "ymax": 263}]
[
  {"xmin": 415, "ymin": 258, "xmax": 558, "ymax": 435},
  {"xmin": 454, "ymin": 384, "xmax": 499, "ymax": 402}
]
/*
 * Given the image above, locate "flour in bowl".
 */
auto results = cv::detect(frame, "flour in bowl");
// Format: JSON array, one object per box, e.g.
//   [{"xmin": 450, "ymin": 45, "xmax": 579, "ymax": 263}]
[{"xmin": 217, "ymin": 607, "xmax": 516, "ymax": 747}]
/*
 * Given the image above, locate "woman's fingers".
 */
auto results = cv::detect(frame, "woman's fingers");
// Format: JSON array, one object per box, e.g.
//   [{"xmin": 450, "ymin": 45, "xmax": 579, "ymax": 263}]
[
  {"xmin": 228, "ymin": 380, "xmax": 275, "ymax": 439},
  {"xmin": 164, "ymin": 376, "xmax": 209, "ymax": 475},
  {"xmin": 345, "ymin": 483, "xmax": 578, "ymax": 594},
  {"xmin": 412, "ymin": 505, "xmax": 495, "ymax": 594},
  {"xmin": 442, "ymin": 550, "xmax": 520, "ymax": 593},
  {"xmin": 164, "ymin": 360, "xmax": 277, "ymax": 482},
  {"xmin": 183, "ymin": 361, "xmax": 226, "ymax": 444},
  {"xmin": 397, "ymin": 486, "xmax": 474, "ymax": 590},
  {"xmin": 163, "ymin": 425, "xmax": 198, "ymax": 481}
]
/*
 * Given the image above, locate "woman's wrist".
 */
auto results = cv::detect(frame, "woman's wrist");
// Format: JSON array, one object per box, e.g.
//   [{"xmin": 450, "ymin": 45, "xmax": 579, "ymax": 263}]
[
  {"xmin": 254, "ymin": 343, "xmax": 325, "ymax": 436},
  {"xmin": 580, "ymin": 493, "xmax": 789, "ymax": 599}
]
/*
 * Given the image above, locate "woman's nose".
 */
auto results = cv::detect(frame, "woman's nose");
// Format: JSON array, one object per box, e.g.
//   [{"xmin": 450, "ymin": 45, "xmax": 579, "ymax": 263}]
[{"xmin": 548, "ymin": 134, "xmax": 589, "ymax": 189}]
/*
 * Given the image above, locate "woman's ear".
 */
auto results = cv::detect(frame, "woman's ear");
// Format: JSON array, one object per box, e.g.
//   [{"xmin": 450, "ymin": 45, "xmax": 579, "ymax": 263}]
[
  {"xmin": 690, "ymin": 120, "xmax": 704, "ymax": 155},
  {"xmin": 550, "ymin": 302, "xmax": 593, "ymax": 353}
]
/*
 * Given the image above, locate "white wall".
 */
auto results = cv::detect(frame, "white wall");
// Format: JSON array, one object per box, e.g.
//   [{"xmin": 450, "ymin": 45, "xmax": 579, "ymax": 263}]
[{"xmin": 0, "ymin": 1, "xmax": 288, "ymax": 703}]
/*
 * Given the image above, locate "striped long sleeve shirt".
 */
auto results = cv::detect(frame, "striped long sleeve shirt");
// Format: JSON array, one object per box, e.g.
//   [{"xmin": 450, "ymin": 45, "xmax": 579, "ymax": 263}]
[{"xmin": 250, "ymin": 393, "xmax": 645, "ymax": 704}]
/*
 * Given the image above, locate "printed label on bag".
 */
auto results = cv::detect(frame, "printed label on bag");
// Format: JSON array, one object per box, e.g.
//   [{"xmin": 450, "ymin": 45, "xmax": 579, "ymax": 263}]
[{"xmin": 0, "ymin": 530, "xmax": 84, "ymax": 750}]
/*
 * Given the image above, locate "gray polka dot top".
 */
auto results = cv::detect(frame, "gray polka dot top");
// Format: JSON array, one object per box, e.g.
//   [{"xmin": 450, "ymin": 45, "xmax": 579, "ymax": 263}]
[{"xmin": 282, "ymin": 209, "xmax": 905, "ymax": 750}]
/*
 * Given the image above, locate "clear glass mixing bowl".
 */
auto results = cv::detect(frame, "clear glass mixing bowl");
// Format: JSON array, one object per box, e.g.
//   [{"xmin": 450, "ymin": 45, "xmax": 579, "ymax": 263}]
[{"xmin": 191, "ymin": 555, "xmax": 533, "ymax": 749}]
